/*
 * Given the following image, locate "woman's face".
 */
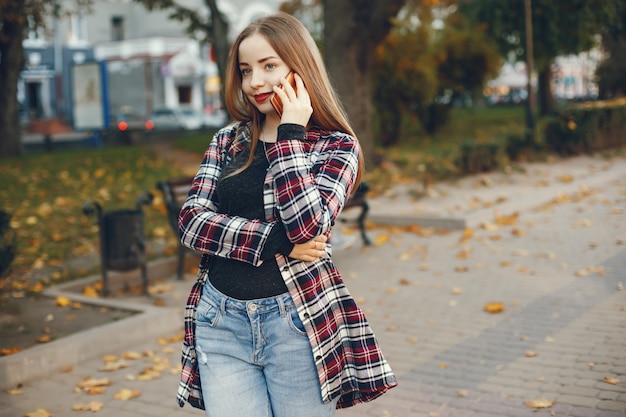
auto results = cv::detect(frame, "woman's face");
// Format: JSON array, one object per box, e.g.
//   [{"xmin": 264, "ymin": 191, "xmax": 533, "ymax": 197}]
[{"xmin": 238, "ymin": 33, "xmax": 291, "ymax": 117}]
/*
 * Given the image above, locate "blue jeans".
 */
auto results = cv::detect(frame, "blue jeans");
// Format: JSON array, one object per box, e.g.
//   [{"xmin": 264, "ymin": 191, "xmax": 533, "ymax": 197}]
[{"xmin": 195, "ymin": 279, "xmax": 338, "ymax": 417}]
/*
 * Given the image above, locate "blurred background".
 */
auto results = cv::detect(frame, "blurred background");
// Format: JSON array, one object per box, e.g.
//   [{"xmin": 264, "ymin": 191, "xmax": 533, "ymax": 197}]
[{"xmin": 1, "ymin": 0, "xmax": 625, "ymax": 282}]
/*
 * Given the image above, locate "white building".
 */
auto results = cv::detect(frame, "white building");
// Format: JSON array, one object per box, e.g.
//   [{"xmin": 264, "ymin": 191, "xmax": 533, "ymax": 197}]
[{"xmin": 21, "ymin": 0, "xmax": 283, "ymax": 130}]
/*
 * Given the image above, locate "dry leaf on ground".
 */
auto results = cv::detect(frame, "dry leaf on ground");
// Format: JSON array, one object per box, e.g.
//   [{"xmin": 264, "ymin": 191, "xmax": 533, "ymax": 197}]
[
  {"xmin": 495, "ymin": 211, "xmax": 519, "ymax": 226},
  {"xmin": 72, "ymin": 401, "xmax": 104, "ymax": 411},
  {"xmin": 24, "ymin": 409, "xmax": 53, "ymax": 417},
  {"xmin": 99, "ymin": 361, "xmax": 129, "ymax": 372},
  {"xmin": 525, "ymin": 398, "xmax": 555, "ymax": 409},
  {"xmin": 76, "ymin": 377, "xmax": 112, "ymax": 390},
  {"xmin": 602, "ymin": 376, "xmax": 620, "ymax": 385},
  {"xmin": 121, "ymin": 351, "xmax": 143, "ymax": 360},
  {"xmin": 484, "ymin": 302, "xmax": 505, "ymax": 313},
  {"xmin": 55, "ymin": 296, "xmax": 72, "ymax": 307},
  {"xmin": 114, "ymin": 388, "xmax": 141, "ymax": 400}
]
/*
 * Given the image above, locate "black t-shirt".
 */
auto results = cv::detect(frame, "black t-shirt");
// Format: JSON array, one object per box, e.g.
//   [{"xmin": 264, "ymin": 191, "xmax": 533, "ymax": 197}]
[{"xmin": 208, "ymin": 141, "xmax": 293, "ymax": 300}]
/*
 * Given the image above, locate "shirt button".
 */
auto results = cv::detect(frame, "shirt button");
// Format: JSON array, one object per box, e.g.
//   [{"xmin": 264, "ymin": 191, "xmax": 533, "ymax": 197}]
[
  {"xmin": 282, "ymin": 266, "xmax": 289, "ymax": 271},
  {"xmin": 303, "ymin": 313, "xmax": 310, "ymax": 319},
  {"xmin": 264, "ymin": 183, "xmax": 271, "ymax": 189},
  {"xmin": 315, "ymin": 355, "xmax": 322, "ymax": 362}
]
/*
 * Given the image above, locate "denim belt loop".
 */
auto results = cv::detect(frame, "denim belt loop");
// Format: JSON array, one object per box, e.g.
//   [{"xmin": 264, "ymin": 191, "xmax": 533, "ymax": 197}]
[
  {"xmin": 277, "ymin": 295, "xmax": 286, "ymax": 317},
  {"xmin": 219, "ymin": 296, "xmax": 227, "ymax": 316}
]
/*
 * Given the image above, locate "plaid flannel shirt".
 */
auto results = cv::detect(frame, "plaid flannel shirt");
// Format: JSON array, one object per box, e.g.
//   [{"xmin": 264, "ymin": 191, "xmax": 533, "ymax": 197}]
[{"xmin": 176, "ymin": 122, "xmax": 397, "ymax": 410}]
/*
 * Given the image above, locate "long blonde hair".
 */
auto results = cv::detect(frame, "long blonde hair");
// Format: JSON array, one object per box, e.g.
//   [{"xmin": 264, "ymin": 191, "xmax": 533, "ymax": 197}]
[{"xmin": 224, "ymin": 12, "xmax": 363, "ymax": 186}]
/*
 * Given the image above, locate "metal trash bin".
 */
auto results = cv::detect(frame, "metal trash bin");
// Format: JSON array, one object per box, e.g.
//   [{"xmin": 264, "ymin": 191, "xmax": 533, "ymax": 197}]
[{"xmin": 83, "ymin": 192, "xmax": 153, "ymax": 297}]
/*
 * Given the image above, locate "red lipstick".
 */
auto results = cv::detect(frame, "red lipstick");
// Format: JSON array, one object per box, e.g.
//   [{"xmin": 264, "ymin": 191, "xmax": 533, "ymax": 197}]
[{"xmin": 254, "ymin": 92, "xmax": 273, "ymax": 103}]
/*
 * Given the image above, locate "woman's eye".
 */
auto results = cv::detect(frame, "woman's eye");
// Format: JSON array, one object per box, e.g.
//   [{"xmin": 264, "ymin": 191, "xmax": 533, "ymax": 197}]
[
  {"xmin": 241, "ymin": 69, "xmax": 251, "ymax": 76},
  {"xmin": 265, "ymin": 63, "xmax": 276, "ymax": 70}
]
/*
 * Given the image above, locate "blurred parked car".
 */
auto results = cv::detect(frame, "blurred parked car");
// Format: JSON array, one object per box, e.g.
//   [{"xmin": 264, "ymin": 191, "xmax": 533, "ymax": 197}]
[
  {"xmin": 146, "ymin": 107, "xmax": 203, "ymax": 131},
  {"xmin": 110, "ymin": 107, "xmax": 150, "ymax": 144}
]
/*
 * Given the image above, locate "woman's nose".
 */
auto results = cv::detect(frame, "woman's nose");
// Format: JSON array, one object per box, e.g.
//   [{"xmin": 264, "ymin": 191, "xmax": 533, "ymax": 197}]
[{"xmin": 250, "ymin": 72, "xmax": 265, "ymax": 88}]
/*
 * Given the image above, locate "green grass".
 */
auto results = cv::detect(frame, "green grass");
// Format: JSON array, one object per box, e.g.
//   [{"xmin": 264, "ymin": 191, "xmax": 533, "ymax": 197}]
[
  {"xmin": 0, "ymin": 146, "xmax": 184, "ymax": 282},
  {"xmin": 365, "ymin": 105, "xmax": 526, "ymax": 193},
  {"xmin": 176, "ymin": 127, "xmax": 220, "ymax": 155}
]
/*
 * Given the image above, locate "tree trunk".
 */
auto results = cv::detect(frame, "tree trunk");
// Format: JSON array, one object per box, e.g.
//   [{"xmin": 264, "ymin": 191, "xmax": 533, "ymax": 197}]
[
  {"xmin": 0, "ymin": 1, "xmax": 26, "ymax": 158},
  {"xmin": 537, "ymin": 66, "xmax": 555, "ymax": 116},
  {"xmin": 323, "ymin": 0, "xmax": 405, "ymax": 167},
  {"xmin": 205, "ymin": 0, "xmax": 229, "ymax": 112}
]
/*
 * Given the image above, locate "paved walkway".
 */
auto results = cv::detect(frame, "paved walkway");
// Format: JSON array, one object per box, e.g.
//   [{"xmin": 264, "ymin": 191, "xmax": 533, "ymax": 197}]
[{"xmin": 1, "ymin": 153, "xmax": 625, "ymax": 417}]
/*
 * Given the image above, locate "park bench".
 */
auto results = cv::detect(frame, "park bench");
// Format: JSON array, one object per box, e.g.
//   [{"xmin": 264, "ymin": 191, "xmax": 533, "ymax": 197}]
[{"xmin": 157, "ymin": 177, "xmax": 370, "ymax": 280}]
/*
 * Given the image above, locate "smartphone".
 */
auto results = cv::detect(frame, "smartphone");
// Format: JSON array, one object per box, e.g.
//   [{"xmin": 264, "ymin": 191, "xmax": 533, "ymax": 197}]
[{"xmin": 270, "ymin": 72, "xmax": 296, "ymax": 116}]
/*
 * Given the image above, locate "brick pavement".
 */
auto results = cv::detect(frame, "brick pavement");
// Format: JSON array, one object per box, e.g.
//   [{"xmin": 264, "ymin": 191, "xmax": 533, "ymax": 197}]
[{"xmin": 1, "ymin": 154, "xmax": 625, "ymax": 417}]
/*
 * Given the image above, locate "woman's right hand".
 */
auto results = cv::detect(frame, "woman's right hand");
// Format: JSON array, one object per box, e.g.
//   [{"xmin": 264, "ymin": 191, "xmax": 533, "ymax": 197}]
[{"xmin": 289, "ymin": 234, "xmax": 327, "ymax": 262}]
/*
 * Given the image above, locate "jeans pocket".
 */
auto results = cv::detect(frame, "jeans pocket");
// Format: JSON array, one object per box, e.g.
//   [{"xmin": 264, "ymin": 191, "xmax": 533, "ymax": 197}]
[
  {"xmin": 196, "ymin": 295, "xmax": 221, "ymax": 327},
  {"xmin": 286, "ymin": 306, "xmax": 307, "ymax": 336}
]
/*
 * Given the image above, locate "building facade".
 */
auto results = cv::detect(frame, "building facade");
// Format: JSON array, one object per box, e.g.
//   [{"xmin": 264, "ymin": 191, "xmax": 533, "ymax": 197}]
[{"xmin": 20, "ymin": 0, "xmax": 282, "ymax": 131}]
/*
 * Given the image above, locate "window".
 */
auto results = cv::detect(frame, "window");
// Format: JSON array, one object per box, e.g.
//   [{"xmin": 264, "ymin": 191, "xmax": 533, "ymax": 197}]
[
  {"xmin": 68, "ymin": 13, "xmax": 88, "ymax": 44},
  {"xmin": 111, "ymin": 16, "xmax": 125, "ymax": 42},
  {"xmin": 177, "ymin": 85, "xmax": 192, "ymax": 104}
]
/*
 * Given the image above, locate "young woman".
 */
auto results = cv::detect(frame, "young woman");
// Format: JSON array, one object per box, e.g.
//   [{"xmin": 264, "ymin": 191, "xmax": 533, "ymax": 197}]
[{"xmin": 176, "ymin": 12, "xmax": 396, "ymax": 417}]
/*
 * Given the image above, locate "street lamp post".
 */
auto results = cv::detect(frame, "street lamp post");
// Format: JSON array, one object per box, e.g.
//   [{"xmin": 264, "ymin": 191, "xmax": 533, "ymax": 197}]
[{"xmin": 524, "ymin": 0, "xmax": 536, "ymax": 139}]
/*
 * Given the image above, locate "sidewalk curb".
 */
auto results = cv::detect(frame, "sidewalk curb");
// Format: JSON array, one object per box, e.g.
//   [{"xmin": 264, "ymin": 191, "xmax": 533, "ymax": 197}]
[{"xmin": 0, "ymin": 257, "xmax": 184, "ymax": 391}]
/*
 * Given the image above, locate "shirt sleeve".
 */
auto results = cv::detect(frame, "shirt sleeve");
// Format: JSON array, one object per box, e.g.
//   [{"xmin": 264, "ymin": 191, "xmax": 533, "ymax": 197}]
[
  {"xmin": 177, "ymin": 127, "xmax": 284, "ymax": 267},
  {"xmin": 265, "ymin": 126, "xmax": 361, "ymax": 244},
  {"xmin": 260, "ymin": 222, "xmax": 295, "ymax": 260}
]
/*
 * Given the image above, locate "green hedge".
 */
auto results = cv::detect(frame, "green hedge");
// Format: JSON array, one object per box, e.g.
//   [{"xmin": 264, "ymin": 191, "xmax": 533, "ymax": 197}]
[
  {"xmin": 454, "ymin": 141, "xmax": 501, "ymax": 174},
  {"xmin": 544, "ymin": 98, "xmax": 626, "ymax": 156}
]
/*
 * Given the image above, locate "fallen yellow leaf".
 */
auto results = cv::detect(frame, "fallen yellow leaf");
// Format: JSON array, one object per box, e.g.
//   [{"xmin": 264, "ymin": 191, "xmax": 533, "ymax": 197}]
[
  {"xmin": 86, "ymin": 386, "xmax": 107, "ymax": 395},
  {"xmin": 76, "ymin": 377, "xmax": 112, "ymax": 390},
  {"xmin": 524, "ymin": 398, "xmax": 555, "ymax": 409},
  {"xmin": 72, "ymin": 401, "xmax": 104, "ymax": 411},
  {"xmin": 24, "ymin": 409, "xmax": 52, "ymax": 417},
  {"xmin": 99, "ymin": 361, "xmax": 129, "ymax": 372},
  {"xmin": 484, "ymin": 302, "xmax": 505, "ymax": 313},
  {"xmin": 82, "ymin": 285, "xmax": 99, "ymax": 297},
  {"xmin": 55, "ymin": 296, "xmax": 72, "ymax": 307},
  {"xmin": 114, "ymin": 388, "xmax": 141, "ymax": 400},
  {"xmin": 1, "ymin": 347, "xmax": 22, "ymax": 356},
  {"xmin": 459, "ymin": 228, "xmax": 473, "ymax": 244},
  {"xmin": 374, "ymin": 233, "xmax": 390, "ymax": 246},
  {"xmin": 495, "ymin": 211, "xmax": 519, "ymax": 226},
  {"xmin": 602, "ymin": 376, "xmax": 620, "ymax": 385},
  {"xmin": 122, "ymin": 351, "xmax": 143, "ymax": 360}
]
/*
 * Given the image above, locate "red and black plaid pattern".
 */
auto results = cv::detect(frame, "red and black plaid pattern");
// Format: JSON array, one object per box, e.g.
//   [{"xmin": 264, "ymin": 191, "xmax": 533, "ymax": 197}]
[{"xmin": 176, "ymin": 122, "xmax": 397, "ymax": 410}]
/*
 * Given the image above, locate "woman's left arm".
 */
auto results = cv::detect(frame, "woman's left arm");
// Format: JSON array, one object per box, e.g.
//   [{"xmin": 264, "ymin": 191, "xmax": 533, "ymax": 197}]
[{"xmin": 265, "ymin": 125, "xmax": 360, "ymax": 244}]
